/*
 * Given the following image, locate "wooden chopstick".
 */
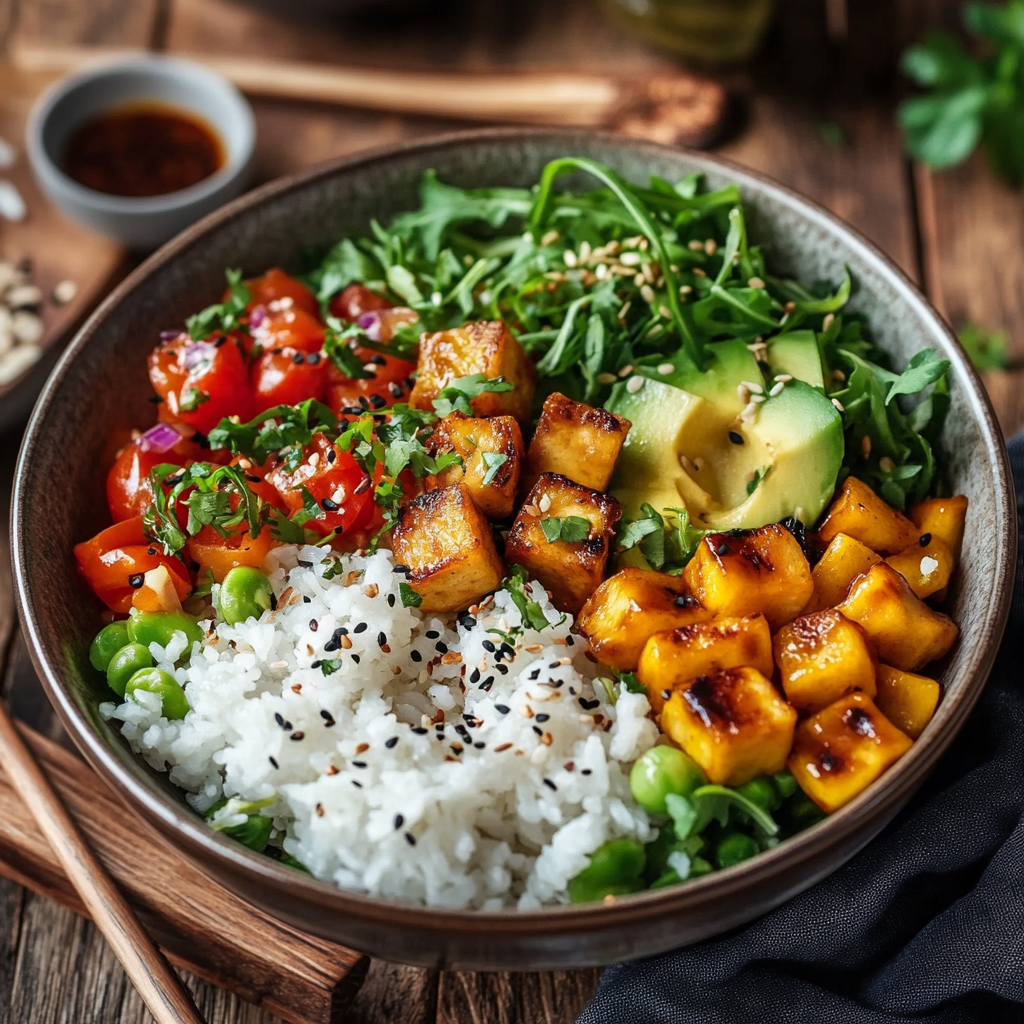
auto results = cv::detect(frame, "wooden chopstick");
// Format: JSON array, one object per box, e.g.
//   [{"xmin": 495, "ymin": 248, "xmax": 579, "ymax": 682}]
[
  {"xmin": 10, "ymin": 44, "xmax": 729, "ymax": 146},
  {"xmin": 0, "ymin": 703, "xmax": 208, "ymax": 1024}
]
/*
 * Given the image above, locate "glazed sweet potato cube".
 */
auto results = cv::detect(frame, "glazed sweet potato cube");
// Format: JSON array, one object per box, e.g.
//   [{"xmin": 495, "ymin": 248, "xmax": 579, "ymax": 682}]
[
  {"xmin": 427, "ymin": 413, "xmax": 524, "ymax": 520},
  {"xmin": 838, "ymin": 563, "xmax": 957, "ymax": 672},
  {"xmin": 391, "ymin": 484, "xmax": 503, "ymax": 613},
  {"xmin": 885, "ymin": 535, "xmax": 954, "ymax": 600},
  {"xmin": 525, "ymin": 392, "xmax": 631, "ymax": 491},
  {"xmin": 818, "ymin": 477, "xmax": 919, "ymax": 555},
  {"xmin": 788, "ymin": 692, "xmax": 913, "ymax": 813},
  {"xmin": 661, "ymin": 667, "xmax": 797, "ymax": 787},
  {"xmin": 773, "ymin": 610, "xmax": 876, "ymax": 713},
  {"xmin": 683, "ymin": 524, "xmax": 813, "ymax": 630},
  {"xmin": 909, "ymin": 495, "xmax": 968, "ymax": 562},
  {"xmin": 637, "ymin": 614, "xmax": 773, "ymax": 713},
  {"xmin": 505, "ymin": 473, "xmax": 622, "ymax": 615},
  {"xmin": 573, "ymin": 568, "xmax": 713, "ymax": 672},
  {"xmin": 874, "ymin": 664, "xmax": 940, "ymax": 739},
  {"xmin": 805, "ymin": 533, "xmax": 882, "ymax": 613},
  {"xmin": 409, "ymin": 320, "xmax": 536, "ymax": 422}
]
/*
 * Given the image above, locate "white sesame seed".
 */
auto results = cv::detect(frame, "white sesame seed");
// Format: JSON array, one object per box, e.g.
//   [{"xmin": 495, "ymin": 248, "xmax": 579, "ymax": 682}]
[
  {"xmin": 679, "ymin": 284, "xmax": 693, "ymax": 296},
  {"xmin": 692, "ymin": 267, "xmax": 707, "ymax": 278},
  {"xmin": 879, "ymin": 456, "xmax": 895, "ymax": 473},
  {"xmin": 541, "ymin": 229, "xmax": 560, "ymax": 247},
  {"xmin": 52, "ymin": 279, "xmax": 78, "ymax": 305},
  {"xmin": 822, "ymin": 313, "xmax": 835, "ymax": 330},
  {"xmin": 634, "ymin": 273, "xmax": 646, "ymax": 288},
  {"xmin": 832, "ymin": 398, "xmax": 845, "ymax": 412},
  {"xmin": 640, "ymin": 284, "xmax": 656, "ymax": 304},
  {"xmin": 679, "ymin": 454, "xmax": 693, "ymax": 472},
  {"xmin": 645, "ymin": 324, "xmax": 664, "ymax": 339},
  {"xmin": 563, "ymin": 250, "xmax": 577, "ymax": 267},
  {"xmin": 538, "ymin": 494, "xmax": 552, "ymax": 513},
  {"xmin": 596, "ymin": 371, "xmax": 617, "ymax": 385},
  {"xmin": 704, "ymin": 239, "xmax": 718, "ymax": 256},
  {"xmin": 861, "ymin": 435, "xmax": 872, "ymax": 458},
  {"xmin": 617, "ymin": 300, "xmax": 632, "ymax": 321},
  {"xmin": 737, "ymin": 384, "xmax": 751, "ymax": 404},
  {"xmin": 657, "ymin": 362, "xmax": 674, "ymax": 375},
  {"xmin": 832, "ymin": 368, "xmax": 846, "ymax": 382},
  {"xmin": 642, "ymin": 263, "xmax": 656, "ymax": 285},
  {"xmin": 747, "ymin": 277, "xmax": 766, "ymax": 289},
  {"xmin": 595, "ymin": 263, "xmax": 609, "ymax": 280},
  {"xmin": 774, "ymin": 374, "xmax": 793, "ymax": 383},
  {"xmin": 619, "ymin": 251, "xmax": 642, "ymax": 266},
  {"xmin": 769, "ymin": 381, "xmax": 785, "ymax": 397},
  {"xmin": 626, "ymin": 375, "xmax": 644, "ymax": 394},
  {"xmin": 619, "ymin": 364, "xmax": 634, "ymax": 377},
  {"xmin": 431, "ymin": 291, "xmax": 442, "ymax": 306},
  {"xmin": 688, "ymin": 240, "xmax": 704, "ymax": 252},
  {"xmin": 751, "ymin": 393, "xmax": 766, "ymax": 403},
  {"xmin": 741, "ymin": 380, "xmax": 764, "ymax": 394},
  {"xmin": 658, "ymin": 305, "xmax": 673, "ymax": 320},
  {"xmin": 579, "ymin": 241, "xmax": 592, "ymax": 262}
]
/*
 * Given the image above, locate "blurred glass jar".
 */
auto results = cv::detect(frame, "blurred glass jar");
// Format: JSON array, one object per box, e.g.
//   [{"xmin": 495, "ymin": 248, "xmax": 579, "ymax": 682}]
[{"xmin": 601, "ymin": 0, "xmax": 774, "ymax": 64}]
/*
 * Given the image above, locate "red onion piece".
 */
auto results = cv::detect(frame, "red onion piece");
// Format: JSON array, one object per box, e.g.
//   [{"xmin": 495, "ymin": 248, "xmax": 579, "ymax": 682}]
[
  {"xmin": 138, "ymin": 423, "xmax": 186, "ymax": 453},
  {"xmin": 356, "ymin": 311, "xmax": 383, "ymax": 341},
  {"xmin": 249, "ymin": 304, "xmax": 268, "ymax": 330},
  {"xmin": 183, "ymin": 341, "xmax": 215, "ymax": 371}
]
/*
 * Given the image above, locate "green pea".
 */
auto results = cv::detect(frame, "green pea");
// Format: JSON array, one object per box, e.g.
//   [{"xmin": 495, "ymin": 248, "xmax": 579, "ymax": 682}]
[
  {"xmin": 106, "ymin": 643, "xmax": 154, "ymax": 698},
  {"xmin": 125, "ymin": 668, "xmax": 190, "ymax": 720},
  {"xmin": 567, "ymin": 838, "xmax": 646, "ymax": 903},
  {"xmin": 89, "ymin": 622, "xmax": 131, "ymax": 672},
  {"xmin": 715, "ymin": 832, "xmax": 758, "ymax": 869},
  {"xmin": 773, "ymin": 769, "xmax": 799, "ymax": 800},
  {"xmin": 630, "ymin": 745, "xmax": 705, "ymax": 815},
  {"xmin": 128, "ymin": 610, "xmax": 203, "ymax": 653},
  {"xmin": 736, "ymin": 775, "xmax": 781, "ymax": 812},
  {"xmin": 217, "ymin": 567, "xmax": 274, "ymax": 625}
]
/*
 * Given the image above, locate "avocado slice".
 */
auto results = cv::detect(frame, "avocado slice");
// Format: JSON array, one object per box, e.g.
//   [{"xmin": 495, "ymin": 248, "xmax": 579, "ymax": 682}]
[
  {"xmin": 766, "ymin": 330, "xmax": 826, "ymax": 389},
  {"xmin": 607, "ymin": 373, "xmax": 843, "ymax": 535}
]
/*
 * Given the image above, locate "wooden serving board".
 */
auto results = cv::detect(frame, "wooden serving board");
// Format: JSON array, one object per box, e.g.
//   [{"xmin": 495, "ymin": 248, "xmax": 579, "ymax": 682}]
[{"xmin": 0, "ymin": 722, "xmax": 369, "ymax": 1024}]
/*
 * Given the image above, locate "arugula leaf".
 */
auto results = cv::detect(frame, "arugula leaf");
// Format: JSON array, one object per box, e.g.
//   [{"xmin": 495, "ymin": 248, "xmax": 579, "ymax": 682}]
[
  {"xmin": 539, "ymin": 516, "xmax": 591, "ymax": 543},
  {"xmin": 502, "ymin": 565, "xmax": 556, "ymax": 632},
  {"xmin": 313, "ymin": 238, "xmax": 380, "ymax": 303},
  {"xmin": 886, "ymin": 349, "xmax": 951, "ymax": 404},
  {"xmin": 186, "ymin": 269, "xmax": 252, "ymax": 340},
  {"xmin": 431, "ymin": 375, "xmax": 514, "ymax": 418},
  {"xmin": 617, "ymin": 503, "xmax": 707, "ymax": 572},
  {"xmin": 399, "ymin": 582, "xmax": 422, "ymax": 608},
  {"xmin": 480, "ymin": 452, "xmax": 508, "ymax": 485}
]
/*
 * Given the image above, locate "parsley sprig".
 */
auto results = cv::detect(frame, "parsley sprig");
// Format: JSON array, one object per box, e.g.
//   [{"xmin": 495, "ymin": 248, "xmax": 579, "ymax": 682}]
[
  {"xmin": 185, "ymin": 269, "xmax": 252, "ymax": 341},
  {"xmin": 208, "ymin": 400, "xmax": 338, "ymax": 470}
]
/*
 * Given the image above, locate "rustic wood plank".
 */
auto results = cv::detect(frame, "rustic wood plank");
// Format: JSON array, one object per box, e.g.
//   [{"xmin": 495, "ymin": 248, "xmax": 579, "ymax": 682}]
[
  {"xmin": 346, "ymin": 961, "xmax": 438, "ymax": 1024},
  {"xmin": 437, "ymin": 969, "xmax": 600, "ymax": 1024},
  {"xmin": 11, "ymin": 0, "xmax": 158, "ymax": 48}
]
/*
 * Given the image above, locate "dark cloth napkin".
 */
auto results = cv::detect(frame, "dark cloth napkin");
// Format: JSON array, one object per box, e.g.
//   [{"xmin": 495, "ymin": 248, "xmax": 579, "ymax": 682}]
[{"xmin": 579, "ymin": 436, "xmax": 1024, "ymax": 1024}]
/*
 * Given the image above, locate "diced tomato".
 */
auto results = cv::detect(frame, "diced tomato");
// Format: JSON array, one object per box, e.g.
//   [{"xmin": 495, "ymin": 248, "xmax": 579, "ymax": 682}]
[
  {"xmin": 149, "ymin": 333, "xmax": 253, "ymax": 435},
  {"xmin": 251, "ymin": 348, "xmax": 328, "ymax": 413},
  {"xmin": 187, "ymin": 523, "xmax": 279, "ymax": 583},
  {"xmin": 226, "ymin": 456, "xmax": 287, "ymax": 512},
  {"xmin": 330, "ymin": 283, "xmax": 392, "ymax": 322},
  {"xmin": 327, "ymin": 348, "xmax": 417, "ymax": 417},
  {"xmin": 75, "ymin": 516, "xmax": 192, "ymax": 613},
  {"xmin": 266, "ymin": 433, "xmax": 375, "ymax": 538},
  {"xmin": 106, "ymin": 430, "xmax": 206, "ymax": 522},
  {"xmin": 244, "ymin": 268, "xmax": 319, "ymax": 318},
  {"xmin": 249, "ymin": 305, "xmax": 325, "ymax": 355}
]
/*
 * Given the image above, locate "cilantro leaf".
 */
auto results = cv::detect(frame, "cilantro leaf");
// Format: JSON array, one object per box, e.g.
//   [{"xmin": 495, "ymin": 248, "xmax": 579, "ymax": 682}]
[
  {"xmin": 502, "ymin": 565, "xmax": 556, "ymax": 632},
  {"xmin": 322, "ymin": 318, "xmax": 374, "ymax": 379},
  {"xmin": 179, "ymin": 388, "xmax": 210, "ymax": 413},
  {"xmin": 399, "ymin": 582, "xmax": 422, "ymax": 608},
  {"xmin": 746, "ymin": 466, "xmax": 771, "ymax": 495},
  {"xmin": 480, "ymin": 452, "xmax": 508, "ymax": 486},
  {"xmin": 186, "ymin": 269, "xmax": 252, "ymax": 340},
  {"xmin": 208, "ymin": 400, "xmax": 338, "ymax": 468},
  {"xmin": 539, "ymin": 516, "xmax": 591, "ymax": 543},
  {"xmin": 431, "ymin": 375, "xmax": 514, "ymax": 418}
]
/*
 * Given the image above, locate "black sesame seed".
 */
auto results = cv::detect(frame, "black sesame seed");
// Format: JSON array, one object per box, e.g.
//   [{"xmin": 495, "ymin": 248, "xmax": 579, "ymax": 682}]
[
  {"xmin": 269, "ymin": 592, "xmax": 279, "ymax": 610},
  {"xmin": 412, "ymin": 727, "xmax": 428, "ymax": 735},
  {"xmin": 385, "ymin": 736, "xmax": 399, "ymax": 749},
  {"xmin": 405, "ymin": 832, "xmax": 417, "ymax": 846},
  {"xmin": 358, "ymin": 396, "xmax": 370, "ymax": 410},
  {"xmin": 351, "ymin": 654, "xmax": 361, "ymax": 664},
  {"xmin": 269, "ymin": 757, "xmax": 279, "ymax": 769},
  {"xmin": 353, "ymin": 476, "xmax": 372, "ymax": 495},
  {"xmin": 352, "ymin": 761, "xmax": 367, "ymax": 768},
  {"xmin": 290, "ymin": 731, "xmax": 305, "ymax": 741},
  {"xmin": 469, "ymin": 668, "xmax": 481, "ymax": 684},
  {"xmin": 307, "ymin": 352, "xmax": 321, "ymax": 365},
  {"xmin": 459, "ymin": 614, "xmax": 477, "ymax": 628},
  {"xmin": 297, "ymin": 559, "xmax": 313, "ymax": 567},
  {"xmin": 543, "ymin": 778, "xmax": 557, "ymax": 791},
  {"xmin": 535, "ymin": 713, "xmax": 550, "ymax": 723},
  {"xmin": 353, "ymin": 622, "xmax": 368, "ymax": 633},
  {"xmin": 341, "ymin": 406, "xmax": 363, "ymax": 415},
  {"xmin": 729, "ymin": 430, "xmax": 744, "ymax": 445},
  {"xmin": 245, "ymin": 473, "xmax": 262, "ymax": 483},
  {"xmin": 579, "ymin": 698, "xmax": 600, "ymax": 710},
  {"xmin": 920, "ymin": 532, "xmax": 932, "ymax": 546},
  {"xmin": 403, "ymin": 376, "xmax": 416, "ymax": 389},
  {"xmin": 310, "ymin": 619, "xmax": 319, "ymax": 631},
  {"xmin": 474, "ymin": 742, "xmax": 486, "ymax": 749},
  {"xmin": 378, "ymin": 631, "xmax": 388, "ymax": 648},
  {"xmin": 661, "ymin": 689, "xmax": 671, "ymax": 700},
  {"xmin": 482, "ymin": 639, "xmax": 496, "ymax": 653},
  {"xmin": 292, "ymin": 352, "xmax": 305, "ymax": 365},
  {"xmin": 529, "ymin": 669, "xmax": 541, "ymax": 681},
  {"xmin": 500, "ymin": 643, "xmax": 515, "ymax": 659},
  {"xmin": 394, "ymin": 813, "xmax": 404, "ymax": 829},
  {"xmin": 549, "ymin": 662, "xmax": 561, "ymax": 670},
  {"xmin": 311, "ymin": 660, "xmax": 322, "ymax": 669},
  {"xmin": 321, "ymin": 497, "xmax": 340, "ymax": 512},
  {"xmin": 369, "ymin": 393, "xmax": 387, "ymax": 410},
  {"xmin": 435, "ymin": 640, "xmax": 448, "ymax": 654},
  {"xmin": 336, "ymin": 626, "xmax": 349, "ymax": 636},
  {"xmin": 495, "ymin": 664, "xmax": 509, "ymax": 675},
  {"xmin": 495, "ymin": 704, "xmax": 510, "ymax": 715},
  {"xmin": 387, "ymin": 593, "xmax": 396, "ymax": 607},
  {"xmin": 716, "ymin": 542, "xmax": 730, "ymax": 557},
  {"xmin": 324, "ymin": 639, "xmax": 340, "ymax": 652},
  {"xmin": 425, "ymin": 629, "xmax": 440, "ymax": 639},
  {"xmin": 327, "ymin": 449, "xmax": 337, "ymax": 464},
  {"xmin": 128, "ymin": 573, "xmax": 144, "ymax": 589},
  {"xmin": 393, "ymin": 564, "xmax": 410, "ymax": 574},
  {"xmin": 320, "ymin": 710, "xmax": 336, "ymax": 726},
  {"xmin": 146, "ymin": 546, "xmax": 157, "ymax": 556},
  {"xmin": 581, "ymin": 769, "xmax": 592, "ymax": 776},
  {"xmin": 214, "ymin": 336, "xmax": 227, "ymax": 348},
  {"xmin": 532, "ymin": 725, "xmax": 543, "ymax": 736},
  {"xmin": 352, "ymin": 780, "xmax": 363, "ymax": 788},
  {"xmin": 389, "ymin": 382, "xmax": 404, "ymax": 398},
  {"xmin": 368, "ymin": 354, "xmax": 386, "ymax": 366},
  {"xmin": 303, "ymin": 595, "xmax": 311, "ymax": 603},
  {"xmin": 274, "ymin": 713, "xmax": 286, "ymax": 727},
  {"xmin": 565, "ymin": 636, "xmax": 574, "ymax": 646},
  {"xmin": 410, "ymin": 650, "xmax": 423, "ymax": 663}
]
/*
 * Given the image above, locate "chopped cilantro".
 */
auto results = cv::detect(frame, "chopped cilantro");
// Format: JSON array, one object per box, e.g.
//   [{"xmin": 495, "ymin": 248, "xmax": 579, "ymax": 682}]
[
  {"xmin": 539, "ymin": 516, "xmax": 591, "ymax": 543},
  {"xmin": 502, "ymin": 565, "xmax": 558, "ymax": 632},
  {"xmin": 480, "ymin": 452, "xmax": 508, "ymax": 485},
  {"xmin": 399, "ymin": 582, "xmax": 422, "ymax": 608},
  {"xmin": 431, "ymin": 375, "xmax": 514, "ymax": 418},
  {"xmin": 179, "ymin": 388, "xmax": 210, "ymax": 413},
  {"xmin": 208, "ymin": 400, "xmax": 338, "ymax": 469},
  {"xmin": 185, "ymin": 269, "xmax": 252, "ymax": 340}
]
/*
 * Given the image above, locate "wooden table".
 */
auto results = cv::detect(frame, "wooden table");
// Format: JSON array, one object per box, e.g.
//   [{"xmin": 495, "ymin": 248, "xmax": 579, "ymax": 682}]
[{"xmin": 1, "ymin": 0, "xmax": 1023, "ymax": 1021}]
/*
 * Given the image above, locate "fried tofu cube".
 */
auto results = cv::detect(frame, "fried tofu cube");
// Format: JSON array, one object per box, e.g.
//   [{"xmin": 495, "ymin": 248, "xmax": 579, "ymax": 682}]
[
  {"xmin": 909, "ymin": 495, "xmax": 968, "ymax": 562},
  {"xmin": 788, "ymin": 693, "xmax": 913, "ymax": 813},
  {"xmin": 427, "ymin": 413, "xmax": 524, "ymax": 520},
  {"xmin": 409, "ymin": 320, "xmax": 536, "ymax": 422},
  {"xmin": 683, "ymin": 524, "xmax": 813, "ymax": 630},
  {"xmin": 638, "ymin": 615, "xmax": 773, "ymax": 713},
  {"xmin": 838, "ymin": 563, "xmax": 957, "ymax": 672},
  {"xmin": 525, "ymin": 392, "xmax": 630, "ymax": 491},
  {"xmin": 661, "ymin": 667, "xmax": 797, "ymax": 787},
  {"xmin": 885, "ymin": 535, "xmax": 954, "ymax": 600},
  {"xmin": 773, "ymin": 610, "xmax": 876, "ymax": 713},
  {"xmin": 573, "ymin": 568, "xmax": 712, "ymax": 672},
  {"xmin": 805, "ymin": 533, "xmax": 882, "ymax": 613},
  {"xmin": 391, "ymin": 484, "xmax": 503, "ymax": 613},
  {"xmin": 818, "ymin": 477, "xmax": 919, "ymax": 555},
  {"xmin": 505, "ymin": 473, "xmax": 622, "ymax": 615},
  {"xmin": 874, "ymin": 664, "xmax": 940, "ymax": 739}
]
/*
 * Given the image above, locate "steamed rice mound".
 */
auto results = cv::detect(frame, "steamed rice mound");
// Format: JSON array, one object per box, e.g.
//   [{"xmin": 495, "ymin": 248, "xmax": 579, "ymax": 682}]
[{"xmin": 101, "ymin": 544, "xmax": 658, "ymax": 909}]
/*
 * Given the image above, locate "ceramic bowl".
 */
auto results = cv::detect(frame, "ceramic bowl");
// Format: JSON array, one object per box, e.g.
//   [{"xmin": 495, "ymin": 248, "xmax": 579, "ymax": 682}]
[
  {"xmin": 13, "ymin": 130, "xmax": 1016, "ymax": 969},
  {"xmin": 26, "ymin": 55, "xmax": 255, "ymax": 250}
]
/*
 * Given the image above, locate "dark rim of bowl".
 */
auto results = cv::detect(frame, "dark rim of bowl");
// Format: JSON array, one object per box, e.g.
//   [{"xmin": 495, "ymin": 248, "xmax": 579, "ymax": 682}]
[{"xmin": 13, "ymin": 127, "xmax": 1017, "ymax": 934}]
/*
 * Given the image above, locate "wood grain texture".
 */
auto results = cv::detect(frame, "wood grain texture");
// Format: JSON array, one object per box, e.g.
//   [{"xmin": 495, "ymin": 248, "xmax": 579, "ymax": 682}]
[{"xmin": 437, "ymin": 969, "xmax": 601, "ymax": 1024}]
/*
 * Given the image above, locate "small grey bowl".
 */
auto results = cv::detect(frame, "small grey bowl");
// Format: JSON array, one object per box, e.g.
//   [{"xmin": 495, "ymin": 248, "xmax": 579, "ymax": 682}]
[{"xmin": 26, "ymin": 55, "xmax": 255, "ymax": 250}]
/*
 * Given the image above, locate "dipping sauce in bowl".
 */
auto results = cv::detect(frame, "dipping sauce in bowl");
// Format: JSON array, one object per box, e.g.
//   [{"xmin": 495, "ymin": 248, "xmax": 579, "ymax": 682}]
[{"xmin": 63, "ymin": 104, "xmax": 224, "ymax": 198}]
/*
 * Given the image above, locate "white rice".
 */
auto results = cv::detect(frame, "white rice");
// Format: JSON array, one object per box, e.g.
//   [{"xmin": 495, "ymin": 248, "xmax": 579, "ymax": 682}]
[{"xmin": 101, "ymin": 545, "xmax": 658, "ymax": 909}]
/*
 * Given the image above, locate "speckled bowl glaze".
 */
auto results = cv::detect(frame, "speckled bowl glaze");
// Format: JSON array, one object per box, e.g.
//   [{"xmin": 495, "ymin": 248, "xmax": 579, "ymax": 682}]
[{"xmin": 13, "ymin": 130, "xmax": 1016, "ymax": 969}]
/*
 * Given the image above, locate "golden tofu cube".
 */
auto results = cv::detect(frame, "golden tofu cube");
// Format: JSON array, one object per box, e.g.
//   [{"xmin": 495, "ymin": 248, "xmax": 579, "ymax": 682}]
[
  {"xmin": 788, "ymin": 693, "xmax": 913, "ymax": 813},
  {"xmin": 909, "ymin": 495, "xmax": 968, "ymax": 562},
  {"xmin": 874, "ymin": 664, "xmax": 940, "ymax": 739},
  {"xmin": 505, "ymin": 473, "xmax": 622, "ymax": 615},
  {"xmin": 838, "ymin": 563, "xmax": 957, "ymax": 672},
  {"xmin": 525, "ymin": 392, "xmax": 630, "ymax": 491},
  {"xmin": 391, "ymin": 484, "xmax": 503, "ymax": 613},
  {"xmin": 427, "ymin": 413, "xmax": 524, "ymax": 520},
  {"xmin": 573, "ymin": 568, "xmax": 712, "ymax": 672},
  {"xmin": 818, "ymin": 476, "xmax": 919, "ymax": 555},
  {"xmin": 661, "ymin": 667, "xmax": 797, "ymax": 787},
  {"xmin": 638, "ymin": 614, "xmax": 773, "ymax": 713},
  {"xmin": 773, "ymin": 610, "xmax": 876, "ymax": 713},
  {"xmin": 409, "ymin": 320, "xmax": 536, "ymax": 422},
  {"xmin": 805, "ymin": 533, "xmax": 882, "ymax": 613},
  {"xmin": 885, "ymin": 535, "xmax": 954, "ymax": 600},
  {"xmin": 683, "ymin": 524, "xmax": 813, "ymax": 630}
]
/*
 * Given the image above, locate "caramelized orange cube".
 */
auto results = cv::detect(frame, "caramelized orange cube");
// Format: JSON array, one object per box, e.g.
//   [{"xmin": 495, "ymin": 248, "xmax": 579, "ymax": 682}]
[
  {"xmin": 805, "ymin": 533, "xmax": 882, "ymax": 613},
  {"xmin": 818, "ymin": 477, "xmax": 919, "ymax": 555},
  {"xmin": 909, "ymin": 495, "xmax": 968, "ymax": 562},
  {"xmin": 788, "ymin": 692, "xmax": 912, "ymax": 813},
  {"xmin": 637, "ymin": 614, "xmax": 773, "ymax": 713},
  {"xmin": 661, "ymin": 667, "xmax": 797, "ymax": 786},
  {"xmin": 838, "ymin": 563, "xmax": 957, "ymax": 671},
  {"xmin": 683, "ymin": 524, "xmax": 813, "ymax": 630},
  {"xmin": 874, "ymin": 664, "xmax": 940, "ymax": 739},
  {"xmin": 885, "ymin": 535, "xmax": 954, "ymax": 600},
  {"xmin": 773, "ymin": 610, "xmax": 876, "ymax": 712},
  {"xmin": 391, "ymin": 484, "xmax": 503, "ymax": 613},
  {"xmin": 573, "ymin": 568, "xmax": 712, "ymax": 672}
]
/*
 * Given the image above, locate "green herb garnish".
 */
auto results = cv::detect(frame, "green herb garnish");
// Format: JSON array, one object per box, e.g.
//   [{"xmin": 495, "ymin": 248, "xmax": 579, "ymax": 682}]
[
  {"xmin": 539, "ymin": 516, "xmax": 591, "ymax": 543},
  {"xmin": 186, "ymin": 268, "xmax": 252, "ymax": 340}
]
